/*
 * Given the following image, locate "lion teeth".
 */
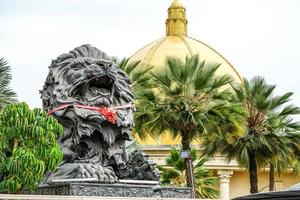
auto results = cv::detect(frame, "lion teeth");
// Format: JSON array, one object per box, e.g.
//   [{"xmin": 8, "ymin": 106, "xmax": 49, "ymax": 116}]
[{"xmin": 90, "ymin": 87, "xmax": 110, "ymax": 96}]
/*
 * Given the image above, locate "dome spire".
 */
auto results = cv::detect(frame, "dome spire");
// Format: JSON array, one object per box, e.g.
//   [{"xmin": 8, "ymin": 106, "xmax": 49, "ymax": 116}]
[{"xmin": 166, "ymin": 0, "xmax": 188, "ymax": 37}]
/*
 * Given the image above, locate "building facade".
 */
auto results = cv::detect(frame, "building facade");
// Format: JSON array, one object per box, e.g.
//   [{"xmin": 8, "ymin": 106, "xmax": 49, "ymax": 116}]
[{"xmin": 129, "ymin": 0, "xmax": 300, "ymax": 199}]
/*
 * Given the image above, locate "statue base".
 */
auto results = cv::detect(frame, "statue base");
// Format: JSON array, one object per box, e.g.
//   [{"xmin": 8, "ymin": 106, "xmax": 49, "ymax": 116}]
[{"xmin": 36, "ymin": 182, "xmax": 192, "ymax": 198}]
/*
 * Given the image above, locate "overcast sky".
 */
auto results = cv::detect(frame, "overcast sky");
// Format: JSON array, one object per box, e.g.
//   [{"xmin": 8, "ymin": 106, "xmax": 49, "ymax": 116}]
[{"xmin": 0, "ymin": 0, "xmax": 300, "ymax": 119}]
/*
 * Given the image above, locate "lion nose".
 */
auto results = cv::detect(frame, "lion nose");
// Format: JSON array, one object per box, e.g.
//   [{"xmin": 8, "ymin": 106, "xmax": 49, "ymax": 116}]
[
  {"xmin": 95, "ymin": 60, "xmax": 112, "ymax": 68},
  {"xmin": 88, "ymin": 64, "xmax": 106, "ymax": 74}
]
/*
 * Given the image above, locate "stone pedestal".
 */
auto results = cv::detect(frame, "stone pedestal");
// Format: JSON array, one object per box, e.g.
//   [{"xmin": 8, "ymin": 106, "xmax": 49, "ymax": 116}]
[
  {"xmin": 217, "ymin": 170, "xmax": 233, "ymax": 200},
  {"xmin": 35, "ymin": 183, "xmax": 192, "ymax": 198}
]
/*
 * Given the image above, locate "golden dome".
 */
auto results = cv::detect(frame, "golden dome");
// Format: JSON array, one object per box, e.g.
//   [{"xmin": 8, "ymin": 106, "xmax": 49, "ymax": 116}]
[{"xmin": 129, "ymin": 0, "xmax": 242, "ymax": 83}]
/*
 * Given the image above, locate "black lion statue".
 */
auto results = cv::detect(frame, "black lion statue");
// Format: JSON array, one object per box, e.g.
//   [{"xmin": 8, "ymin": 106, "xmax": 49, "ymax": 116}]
[{"xmin": 40, "ymin": 44, "xmax": 157, "ymax": 184}]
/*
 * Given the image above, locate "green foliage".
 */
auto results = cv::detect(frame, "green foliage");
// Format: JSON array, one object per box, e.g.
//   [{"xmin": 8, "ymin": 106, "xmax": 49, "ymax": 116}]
[
  {"xmin": 0, "ymin": 102, "xmax": 63, "ymax": 193},
  {"xmin": 203, "ymin": 76, "xmax": 299, "ymax": 160},
  {"xmin": 0, "ymin": 58, "xmax": 17, "ymax": 109},
  {"xmin": 202, "ymin": 76, "xmax": 300, "ymax": 193},
  {"xmin": 159, "ymin": 148, "xmax": 218, "ymax": 199},
  {"xmin": 134, "ymin": 55, "xmax": 246, "ymax": 144},
  {"xmin": 115, "ymin": 57, "xmax": 153, "ymax": 93}
]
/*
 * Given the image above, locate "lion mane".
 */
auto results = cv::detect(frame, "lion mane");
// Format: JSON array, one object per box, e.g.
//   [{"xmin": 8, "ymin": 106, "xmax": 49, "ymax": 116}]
[{"xmin": 40, "ymin": 44, "xmax": 137, "ymax": 183}]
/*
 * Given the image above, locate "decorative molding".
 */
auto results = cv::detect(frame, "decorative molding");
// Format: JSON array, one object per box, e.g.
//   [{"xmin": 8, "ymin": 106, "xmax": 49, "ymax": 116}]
[
  {"xmin": 206, "ymin": 157, "xmax": 239, "ymax": 167},
  {"xmin": 0, "ymin": 194, "xmax": 200, "ymax": 200},
  {"xmin": 217, "ymin": 170, "xmax": 233, "ymax": 183},
  {"xmin": 35, "ymin": 183, "xmax": 192, "ymax": 198}
]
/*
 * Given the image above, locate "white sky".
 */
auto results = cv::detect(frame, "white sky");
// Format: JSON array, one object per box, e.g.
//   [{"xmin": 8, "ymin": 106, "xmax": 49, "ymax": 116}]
[{"xmin": 0, "ymin": 0, "xmax": 300, "ymax": 119}]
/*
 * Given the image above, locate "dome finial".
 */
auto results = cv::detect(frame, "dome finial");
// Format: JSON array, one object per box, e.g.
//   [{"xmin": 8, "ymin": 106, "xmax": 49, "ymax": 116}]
[
  {"xmin": 166, "ymin": 0, "xmax": 188, "ymax": 36},
  {"xmin": 170, "ymin": 0, "xmax": 183, "ymax": 8}
]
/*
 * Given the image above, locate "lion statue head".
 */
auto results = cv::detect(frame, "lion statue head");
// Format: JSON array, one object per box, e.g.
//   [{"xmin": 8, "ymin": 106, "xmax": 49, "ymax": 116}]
[
  {"xmin": 40, "ymin": 44, "xmax": 136, "ymax": 184},
  {"xmin": 41, "ymin": 44, "xmax": 133, "ymax": 109}
]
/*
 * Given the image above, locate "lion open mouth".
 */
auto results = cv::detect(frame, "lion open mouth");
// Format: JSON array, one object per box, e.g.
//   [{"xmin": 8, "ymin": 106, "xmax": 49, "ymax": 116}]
[
  {"xmin": 85, "ymin": 75, "xmax": 115, "ymax": 106},
  {"xmin": 88, "ymin": 76, "xmax": 114, "ymax": 96}
]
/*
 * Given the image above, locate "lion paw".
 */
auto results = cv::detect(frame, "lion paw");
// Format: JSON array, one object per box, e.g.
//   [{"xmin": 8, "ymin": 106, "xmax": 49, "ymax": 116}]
[{"xmin": 76, "ymin": 163, "xmax": 118, "ymax": 183}]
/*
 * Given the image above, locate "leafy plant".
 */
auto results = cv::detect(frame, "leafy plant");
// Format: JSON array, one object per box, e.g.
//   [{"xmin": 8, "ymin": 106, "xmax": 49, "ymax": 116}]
[
  {"xmin": 159, "ymin": 148, "xmax": 218, "ymax": 199},
  {"xmin": 0, "ymin": 102, "xmax": 63, "ymax": 193}
]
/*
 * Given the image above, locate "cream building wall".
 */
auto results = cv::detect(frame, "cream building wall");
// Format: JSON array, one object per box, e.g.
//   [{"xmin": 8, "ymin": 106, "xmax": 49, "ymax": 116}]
[{"xmin": 229, "ymin": 171, "xmax": 300, "ymax": 199}]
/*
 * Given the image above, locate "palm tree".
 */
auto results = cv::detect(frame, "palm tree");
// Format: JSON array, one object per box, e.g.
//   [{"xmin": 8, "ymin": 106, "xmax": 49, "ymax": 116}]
[
  {"xmin": 134, "ymin": 55, "xmax": 246, "ymax": 186},
  {"xmin": 159, "ymin": 148, "xmax": 218, "ymax": 199},
  {"xmin": 115, "ymin": 58, "xmax": 153, "ymax": 92},
  {"xmin": 0, "ymin": 58, "xmax": 17, "ymax": 108},
  {"xmin": 202, "ymin": 76, "xmax": 300, "ymax": 193},
  {"xmin": 267, "ymin": 112, "xmax": 300, "ymax": 191}
]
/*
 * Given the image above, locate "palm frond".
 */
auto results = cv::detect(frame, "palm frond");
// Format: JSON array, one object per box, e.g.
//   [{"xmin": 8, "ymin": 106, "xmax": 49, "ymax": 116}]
[
  {"xmin": 0, "ymin": 58, "xmax": 17, "ymax": 108},
  {"xmin": 159, "ymin": 148, "xmax": 218, "ymax": 199}
]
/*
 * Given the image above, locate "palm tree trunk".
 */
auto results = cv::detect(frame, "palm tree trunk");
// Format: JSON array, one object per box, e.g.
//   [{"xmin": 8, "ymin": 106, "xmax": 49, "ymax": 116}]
[
  {"xmin": 248, "ymin": 150, "xmax": 258, "ymax": 193},
  {"xmin": 181, "ymin": 131, "xmax": 190, "ymax": 150},
  {"xmin": 13, "ymin": 138, "xmax": 19, "ymax": 153},
  {"xmin": 0, "ymin": 173, "xmax": 3, "ymax": 182},
  {"xmin": 269, "ymin": 163, "xmax": 275, "ymax": 191},
  {"xmin": 181, "ymin": 129, "xmax": 192, "ymax": 187}
]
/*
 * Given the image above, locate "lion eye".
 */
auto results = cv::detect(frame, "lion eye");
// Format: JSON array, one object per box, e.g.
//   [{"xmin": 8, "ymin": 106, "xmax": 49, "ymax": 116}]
[{"xmin": 71, "ymin": 64, "xmax": 84, "ymax": 71}]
